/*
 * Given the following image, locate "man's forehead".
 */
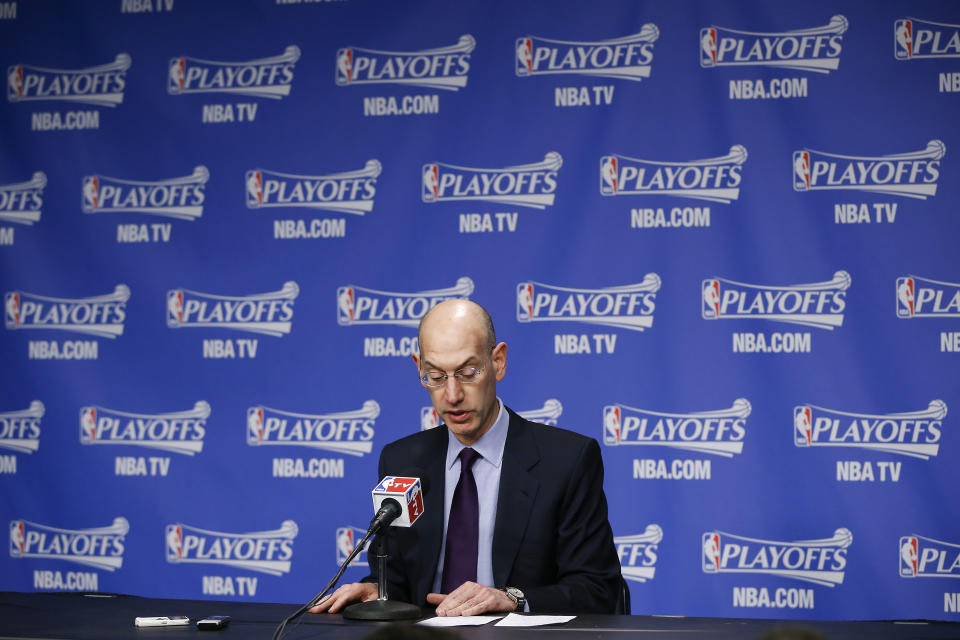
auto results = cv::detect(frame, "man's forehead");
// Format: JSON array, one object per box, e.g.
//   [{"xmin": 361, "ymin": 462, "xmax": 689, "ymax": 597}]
[{"xmin": 419, "ymin": 332, "xmax": 486, "ymax": 365}]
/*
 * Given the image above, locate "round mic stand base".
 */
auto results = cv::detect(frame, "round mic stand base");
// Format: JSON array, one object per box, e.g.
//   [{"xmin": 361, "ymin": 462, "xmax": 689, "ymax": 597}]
[
  {"xmin": 343, "ymin": 599, "xmax": 422, "ymax": 621},
  {"xmin": 343, "ymin": 534, "xmax": 421, "ymax": 620}
]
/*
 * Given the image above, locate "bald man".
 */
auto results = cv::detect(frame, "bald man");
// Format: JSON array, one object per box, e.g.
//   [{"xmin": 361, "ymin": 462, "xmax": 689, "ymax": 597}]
[{"xmin": 311, "ymin": 300, "xmax": 621, "ymax": 616}]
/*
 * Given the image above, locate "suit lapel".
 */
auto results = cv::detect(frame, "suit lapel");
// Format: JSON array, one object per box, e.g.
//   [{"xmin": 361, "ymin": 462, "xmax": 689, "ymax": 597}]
[
  {"xmin": 412, "ymin": 429, "xmax": 446, "ymax": 604},
  {"xmin": 492, "ymin": 410, "xmax": 540, "ymax": 587}
]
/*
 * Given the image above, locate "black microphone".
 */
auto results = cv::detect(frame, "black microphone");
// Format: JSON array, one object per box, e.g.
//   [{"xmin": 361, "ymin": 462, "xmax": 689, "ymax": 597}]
[
  {"xmin": 366, "ymin": 468, "xmax": 430, "ymax": 536},
  {"xmin": 366, "ymin": 499, "xmax": 402, "ymax": 536},
  {"xmin": 342, "ymin": 468, "xmax": 430, "ymax": 621},
  {"xmin": 271, "ymin": 469, "xmax": 430, "ymax": 639}
]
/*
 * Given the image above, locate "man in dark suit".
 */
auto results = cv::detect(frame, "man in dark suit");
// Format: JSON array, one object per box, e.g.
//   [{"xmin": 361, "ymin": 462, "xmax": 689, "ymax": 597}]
[{"xmin": 311, "ymin": 300, "xmax": 621, "ymax": 616}]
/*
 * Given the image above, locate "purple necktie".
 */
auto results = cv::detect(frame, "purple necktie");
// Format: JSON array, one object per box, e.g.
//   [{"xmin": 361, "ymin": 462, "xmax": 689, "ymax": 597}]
[{"xmin": 441, "ymin": 447, "xmax": 480, "ymax": 593}]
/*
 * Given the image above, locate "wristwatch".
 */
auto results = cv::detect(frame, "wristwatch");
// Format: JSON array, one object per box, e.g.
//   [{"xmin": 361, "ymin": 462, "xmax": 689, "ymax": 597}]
[{"xmin": 500, "ymin": 586, "xmax": 526, "ymax": 612}]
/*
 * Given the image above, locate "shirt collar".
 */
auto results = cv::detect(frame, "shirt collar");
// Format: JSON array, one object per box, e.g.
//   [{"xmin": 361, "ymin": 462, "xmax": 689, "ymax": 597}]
[{"xmin": 446, "ymin": 397, "xmax": 507, "ymax": 470}]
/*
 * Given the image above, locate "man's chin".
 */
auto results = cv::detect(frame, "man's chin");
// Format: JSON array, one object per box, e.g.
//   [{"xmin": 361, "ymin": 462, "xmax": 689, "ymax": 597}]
[{"xmin": 443, "ymin": 414, "xmax": 481, "ymax": 439}]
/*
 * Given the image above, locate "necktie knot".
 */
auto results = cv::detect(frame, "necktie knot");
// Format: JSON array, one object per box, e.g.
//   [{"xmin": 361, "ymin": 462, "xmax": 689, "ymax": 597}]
[{"xmin": 459, "ymin": 447, "xmax": 480, "ymax": 470}]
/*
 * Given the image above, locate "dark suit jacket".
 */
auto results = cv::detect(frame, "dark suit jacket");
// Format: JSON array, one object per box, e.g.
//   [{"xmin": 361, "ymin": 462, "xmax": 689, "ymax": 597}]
[{"xmin": 366, "ymin": 408, "xmax": 622, "ymax": 614}]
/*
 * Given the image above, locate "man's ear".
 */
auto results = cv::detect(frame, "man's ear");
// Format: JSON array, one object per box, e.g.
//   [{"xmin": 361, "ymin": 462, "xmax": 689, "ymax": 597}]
[
  {"xmin": 492, "ymin": 342, "xmax": 507, "ymax": 381},
  {"xmin": 411, "ymin": 351, "xmax": 421, "ymax": 371}
]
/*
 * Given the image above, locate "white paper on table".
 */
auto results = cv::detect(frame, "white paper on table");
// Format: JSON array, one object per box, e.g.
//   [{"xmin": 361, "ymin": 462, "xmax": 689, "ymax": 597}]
[
  {"xmin": 417, "ymin": 615, "xmax": 503, "ymax": 627},
  {"xmin": 494, "ymin": 613, "xmax": 576, "ymax": 627}
]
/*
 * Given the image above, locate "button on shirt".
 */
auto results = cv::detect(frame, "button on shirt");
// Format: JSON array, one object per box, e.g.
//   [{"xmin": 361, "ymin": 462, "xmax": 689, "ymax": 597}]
[{"xmin": 432, "ymin": 398, "xmax": 508, "ymax": 593}]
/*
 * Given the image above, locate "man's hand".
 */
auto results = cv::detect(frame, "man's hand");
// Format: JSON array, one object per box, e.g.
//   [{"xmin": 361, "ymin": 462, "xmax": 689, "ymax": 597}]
[
  {"xmin": 426, "ymin": 582, "xmax": 517, "ymax": 616},
  {"xmin": 308, "ymin": 582, "xmax": 378, "ymax": 614}
]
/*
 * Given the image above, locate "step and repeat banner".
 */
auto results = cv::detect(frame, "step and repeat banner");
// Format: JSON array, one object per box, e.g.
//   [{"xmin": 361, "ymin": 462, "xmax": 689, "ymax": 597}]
[{"xmin": 2, "ymin": 0, "xmax": 959, "ymax": 622}]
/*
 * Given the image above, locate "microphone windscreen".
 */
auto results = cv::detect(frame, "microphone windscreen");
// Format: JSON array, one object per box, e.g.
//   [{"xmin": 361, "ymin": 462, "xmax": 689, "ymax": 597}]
[{"xmin": 372, "ymin": 474, "xmax": 425, "ymax": 527}]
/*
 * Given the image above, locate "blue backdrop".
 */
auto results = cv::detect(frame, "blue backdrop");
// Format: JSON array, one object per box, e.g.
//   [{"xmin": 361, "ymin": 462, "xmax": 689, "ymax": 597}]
[{"xmin": 2, "ymin": 0, "xmax": 959, "ymax": 622}]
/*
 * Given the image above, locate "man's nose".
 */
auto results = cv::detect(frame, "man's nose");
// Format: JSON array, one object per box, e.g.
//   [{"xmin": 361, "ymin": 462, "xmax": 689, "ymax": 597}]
[{"xmin": 443, "ymin": 376, "xmax": 464, "ymax": 403}]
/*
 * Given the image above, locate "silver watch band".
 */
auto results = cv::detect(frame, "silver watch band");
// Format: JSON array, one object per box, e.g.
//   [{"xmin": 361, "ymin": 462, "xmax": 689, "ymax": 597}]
[{"xmin": 501, "ymin": 587, "xmax": 524, "ymax": 612}]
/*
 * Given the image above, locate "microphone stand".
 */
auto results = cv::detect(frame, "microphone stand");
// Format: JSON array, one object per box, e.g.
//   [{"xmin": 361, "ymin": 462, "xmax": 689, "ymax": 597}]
[
  {"xmin": 271, "ymin": 502, "xmax": 422, "ymax": 640},
  {"xmin": 270, "ymin": 527, "xmax": 374, "ymax": 640},
  {"xmin": 342, "ymin": 532, "xmax": 421, "ymax": 620}
]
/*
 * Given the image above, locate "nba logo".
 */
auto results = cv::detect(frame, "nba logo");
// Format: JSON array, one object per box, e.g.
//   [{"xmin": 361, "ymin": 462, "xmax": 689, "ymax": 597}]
[
  {"xmin": 80, "ymin": 407, "xmax": 97, "ymax": 442},
  {"xmin": 702, "ymin": 533, "xmax": 721, "ymax": 571},
  {"xmin": 167, "ymin": 290, "xmax": 184, "ymax": 327},
  {"xmin": 169, "ymin": 58, "xmax": 186, "ymax": 93},
  {"xmin": 10, "ymin": 521, "xmax": 25, "ymax": 556},
  {"xmin": 422, "ymin": 164, "xmax": 439, "ymax": 201},
  {"xmin": 8, "ymin": 66, "xmax": 23, "ymax": 100},
  {"xmin": 899, "ymin": 536, "xmax": 918, "ymax": 577},
  {"xmin": 894, "ymin": 20, "xmax": 913, "ymax": 59},
  {"xmin": 700, "ymin": 28, "xmax": 717, "ymax": 66},
  {"xmin": 896, "ymin": 277, "xmax": 915, "ymax": 318},
  {"xmin": 600, "ymin": 156, "xmax": 618, "ymax": 195},
  {"xmin": 245, "ymin": 171, "xmax": 263, "ymax": 208},
  {"xmin": 603, "ymin": 406, "xmax": 621, "ymax": 445},
  {"xmin": 702, "ymin": 280, "xmax": 720, "ymax": 319},
  {"xmin": 517, "ymin": 283, "xmax": 534, "ymax": 321},
  {"xmin": 5, "ymin": 292, "xmax": 19, "ymax": 327},
  {"xmin": 337, "ymin": 48, "xmax": 353, "ymax": 84},
  {"xmin": 337, "ymin": 526, "xmax": 368, "ymax": 566},
  {"xmin": 82, "ymin": 176, "xmax": 99, "ymax": 211},
  {"xmin": 337, "ymin": 287, "xmax": 355, "ymax": 325},
  {"xmin": 794, "ymin": 406, "xmax": 813, "ymax": 446},
  {"xmin": 247, "ymin": 407, "xmax": 265, "ymax": 444},
  {"xmin": 166, "ymin": 525, "xmax": 183, "ymax": 562},
  {"xmin": 516, "ymin": 38, "xmax": 533, "ymax": 75},
  {"xmin": 420, "ymin": 407, "xmax": 441, "ymax": 430},
  {"xmin": 793, "ymin": 151, "xmax": 811, "ymax": 191}
]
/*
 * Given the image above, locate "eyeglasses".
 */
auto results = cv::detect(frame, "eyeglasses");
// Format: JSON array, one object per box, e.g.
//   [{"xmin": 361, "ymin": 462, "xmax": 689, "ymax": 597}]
[{"xmin": 419, "ymin": 364, "xmax": 486, "ymax": 387}]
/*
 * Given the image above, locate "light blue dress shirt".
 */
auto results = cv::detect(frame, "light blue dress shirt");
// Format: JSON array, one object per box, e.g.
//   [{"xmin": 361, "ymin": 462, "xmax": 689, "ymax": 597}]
[{"xmin": 431, "ymin": 397, "xmax": 508, "ymax": 594}]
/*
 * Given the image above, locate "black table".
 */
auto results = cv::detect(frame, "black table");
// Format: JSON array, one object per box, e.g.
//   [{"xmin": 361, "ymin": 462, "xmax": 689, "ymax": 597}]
[{"xmin": 1, "ymin": 592, "xmax": 957, "ymax": 640}]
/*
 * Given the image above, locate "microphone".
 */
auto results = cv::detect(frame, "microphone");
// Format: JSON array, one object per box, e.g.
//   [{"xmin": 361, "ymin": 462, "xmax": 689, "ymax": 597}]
[
  {"xmin": 342, "ymin": 470, "xmax": 429, "ymax": 621},
  {"xmin": 271, "ymin": 470, "xmax": 430, "ymax": 639},
  {"xmin": 367, "ymin": 473, "xmax": 427, "ymax": 534}
]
